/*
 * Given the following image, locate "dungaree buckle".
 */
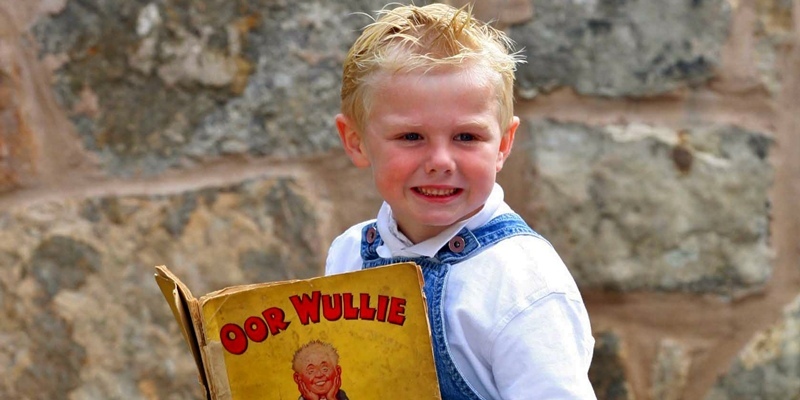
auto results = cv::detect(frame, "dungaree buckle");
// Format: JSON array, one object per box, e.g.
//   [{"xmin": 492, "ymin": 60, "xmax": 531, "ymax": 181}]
[
  {"xmin": 448, "ymin": 236, "xmax": 466, "ymax": 253},
  {"xmin": 366, "ymin": 227, "xmax": 377, "ymax": 244}
]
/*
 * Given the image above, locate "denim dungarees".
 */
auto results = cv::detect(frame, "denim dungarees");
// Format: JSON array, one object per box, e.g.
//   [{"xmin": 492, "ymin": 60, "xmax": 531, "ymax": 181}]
[{"xmin": 360, "ymin": 213, "xmax": 542, "ymax": 400}]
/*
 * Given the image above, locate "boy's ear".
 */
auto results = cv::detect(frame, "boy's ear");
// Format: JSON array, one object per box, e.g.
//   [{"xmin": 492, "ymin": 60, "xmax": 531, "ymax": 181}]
[
  {"xmin": 335, "ymin": 114, "xmax": 371, "ymax": 168},
  {"xmin": 496, "ymin": 116, "xmax": 519, "ymax": 172}
]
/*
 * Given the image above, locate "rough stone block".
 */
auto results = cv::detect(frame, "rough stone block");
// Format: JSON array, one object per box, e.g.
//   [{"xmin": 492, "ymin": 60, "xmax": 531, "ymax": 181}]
[
  {"xmin": 508, "ymin": 0, "xmax": 731, "ymax": 98},
  {"xmin": 445, "ymin": 0, "xmax": 534, "ymax": 28},
  {"xmin": 652, "ymin": 339, "xmax": 691, "ymax": 400},
  {"xmin": 0, "ymin": 176, "xmax": 323, "ymax": 399},
  {"xmin": 589, "ymin": 331, "xmax": 633, "ymax": 400},
  {"xmin": 0, "ymin": 65, "xmax": 36, "ymax": 192},
  {"xmin": 753, "ymin": 0, "xmax": 794, "ymax": 94},
  {"xmin": 705, "ymin": 294, "xmax": 800, "ymax": 399},
  {"xmin": 520, "ymin": 120, "xmax": 772, "ymax": 298},
  {"xmin": 30, "ymin": 0, "xmax": 411, "ymax": 177}
]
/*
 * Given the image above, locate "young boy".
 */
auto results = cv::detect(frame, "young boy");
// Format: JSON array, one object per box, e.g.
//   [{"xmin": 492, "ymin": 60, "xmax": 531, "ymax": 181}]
[
  {"xmin": 292, "ymin": 341, "xmax": 348, "ymax": 400},
  {"xmin": 326, "ymin": 4, "xmax": 596, "ymax": 399}
]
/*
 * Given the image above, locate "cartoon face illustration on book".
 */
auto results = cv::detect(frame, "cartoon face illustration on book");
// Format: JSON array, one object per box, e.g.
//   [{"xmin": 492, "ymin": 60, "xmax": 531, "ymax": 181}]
[{"xmin": 292, "ymin": 340, "xmax": 350, "ymax": 400}]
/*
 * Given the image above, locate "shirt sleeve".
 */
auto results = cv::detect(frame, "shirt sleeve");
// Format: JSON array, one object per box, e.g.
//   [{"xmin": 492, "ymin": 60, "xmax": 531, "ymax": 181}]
[
  {"xmin": 325, "ymin": 221, "xmax": 372, "ymax": 276},
  {"xmin": 490, "ymin": 292, "xmax": 597, "ymax": 400}
]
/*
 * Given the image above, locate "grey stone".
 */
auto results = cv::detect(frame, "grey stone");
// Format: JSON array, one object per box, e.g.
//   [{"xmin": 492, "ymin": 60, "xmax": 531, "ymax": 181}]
[
  {"xmin": 652, "ymin": 339, "xmax": 691, "ymax": 400},
  {"xmin": 589, "ymin": 331, "xmax": 633, "ymax": 400},
  {"xmin": 27, "ymin": 236, "xmax": 102, "ymax": 300},
  {"xmin": 508, "ymin": 0, "xmax": 731, "ymax": 98},
  {"xmin": 521, "ymin": 120, "xmax": 772, "ymax": 297},
  {"xmin": 12, "ymin": 308, "xmax": 86, "ymax": 400},
  {"xmin": 160, "ymin": 193, "xmax": 199, "ymax": 238},
  {"xmin": 30, "ymin": 0, "xmax": 420, "ymax": 176},
  {"xmin": 239, "ymin": 247, "xmax": 294, "ymax": 283},
  {"xmin": 753, "ymin": 0, "xmax": 794, "ymax": 94},
  {"xmin": 0, "ymin": 176, "xmax": 323, "ymax": 398},
  {"xmin": 705, "ymin": 294, "xmax": 800, "ymax": 400}
]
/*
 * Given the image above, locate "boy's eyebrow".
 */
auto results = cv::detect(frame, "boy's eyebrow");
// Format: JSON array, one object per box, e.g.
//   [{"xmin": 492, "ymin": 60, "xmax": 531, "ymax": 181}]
[
  {"xmin": 456, "ymin": 120, "xmax": 492, "ymax": 131},
  {"xmin": 380, "ymin": 117, "xmax": 492, "ymax": 132},
  {"xmin": 375, "ymin": 115, "xmax": 424, "ymax": 129}
]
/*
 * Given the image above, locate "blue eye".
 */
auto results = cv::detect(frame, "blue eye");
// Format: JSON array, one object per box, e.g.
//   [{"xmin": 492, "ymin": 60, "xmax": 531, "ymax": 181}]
[
  {"xmin": 455, "ymin": 133, "xmax": 476, "ymax": 141},
  {"xmin": 403, "ymin": 133, "xmax": 422, "ymax": 141}
]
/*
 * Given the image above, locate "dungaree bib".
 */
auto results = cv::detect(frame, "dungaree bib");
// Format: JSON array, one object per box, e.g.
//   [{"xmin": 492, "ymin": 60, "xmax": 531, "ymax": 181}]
[{"xmin": 360, "ymin": 213, "xmax": 543, "ymax": 400}]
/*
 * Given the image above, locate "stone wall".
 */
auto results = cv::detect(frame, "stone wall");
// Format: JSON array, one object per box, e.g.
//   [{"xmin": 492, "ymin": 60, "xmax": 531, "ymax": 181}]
[{"xmin": 0, "ymin": 0, "xmax": 797, "ymax": 399}]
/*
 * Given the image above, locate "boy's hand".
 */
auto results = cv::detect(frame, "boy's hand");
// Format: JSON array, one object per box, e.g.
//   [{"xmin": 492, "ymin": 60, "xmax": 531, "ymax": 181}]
[
  {"xmin": 297, "ymin": 374, "xmax": 341, "ymax": 400},
  {"xmin": 324, "ymin": 374, "xmax": 342, "ymax": 400},
  {"xmin": 297, "ymin": 381, "xmax": 321, "ymax": 400}
]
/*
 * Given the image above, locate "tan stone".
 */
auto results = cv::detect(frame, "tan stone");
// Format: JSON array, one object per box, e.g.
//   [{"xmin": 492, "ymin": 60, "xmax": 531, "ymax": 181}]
[{"xmin": 652, "ymin": 339, "xmax": 691, "ymax": 400}]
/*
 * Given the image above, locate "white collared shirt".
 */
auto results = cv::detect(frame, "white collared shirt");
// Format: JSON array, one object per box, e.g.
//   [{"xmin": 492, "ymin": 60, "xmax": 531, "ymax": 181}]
[
  {"xmin": 326, "ymin": 184, "xmax": 596, "ymax": 399},
  {"xmin": 374, "ymin": 183, "xmax": 510, "ymax": 259}
]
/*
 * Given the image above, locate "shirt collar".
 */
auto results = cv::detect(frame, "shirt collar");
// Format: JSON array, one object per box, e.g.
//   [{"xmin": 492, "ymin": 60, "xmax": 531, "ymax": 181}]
[{"xmin": 376, "ymin": 183, "xmax": 508, "ymax": 258}]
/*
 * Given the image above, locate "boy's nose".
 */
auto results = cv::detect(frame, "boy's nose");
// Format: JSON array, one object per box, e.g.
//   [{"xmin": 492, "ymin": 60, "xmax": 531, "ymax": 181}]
[{"xmin": 425, "ymin": 145, "xmax": 455, "ymax": 174}]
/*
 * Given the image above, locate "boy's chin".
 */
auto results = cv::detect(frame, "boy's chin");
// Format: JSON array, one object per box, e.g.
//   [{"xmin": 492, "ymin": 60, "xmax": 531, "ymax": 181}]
[
  {"xmin": 405, "ymin": 216, "xmax": 473, "ymax": 238},
  {"xmin": 417, "ymin": 208, "xmax": 483, "ymax": 226},
  {"xmin": 311, "ymin": 385, "xmax": 331, "ymax": 395}
]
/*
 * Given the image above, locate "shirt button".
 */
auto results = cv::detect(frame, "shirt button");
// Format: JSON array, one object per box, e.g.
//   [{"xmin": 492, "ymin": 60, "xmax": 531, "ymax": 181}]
[
  {"xmin": 366, "ymin": 227, "xmax": 377, "ymax": 244},
  {"xmin": 448, "ymin": 236, "xmax": 466, "ymax": 253}
]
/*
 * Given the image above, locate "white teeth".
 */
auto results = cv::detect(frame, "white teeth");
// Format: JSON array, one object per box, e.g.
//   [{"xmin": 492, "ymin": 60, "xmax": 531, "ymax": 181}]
[{"xmin": 417, "ymin": 187, "xmax": 456, "ymax": 196}]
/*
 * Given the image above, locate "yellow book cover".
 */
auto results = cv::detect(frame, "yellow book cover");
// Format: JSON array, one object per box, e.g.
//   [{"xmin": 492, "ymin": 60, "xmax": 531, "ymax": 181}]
[{"xmin": 154, "ymin": 262, "xmax": 441, "ymax": 400}]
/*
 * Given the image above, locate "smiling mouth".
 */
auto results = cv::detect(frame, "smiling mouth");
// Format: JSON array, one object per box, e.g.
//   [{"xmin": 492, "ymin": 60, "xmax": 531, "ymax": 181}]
[{"xmin": 414, "ymin": 187, "xmax": 460, "ymax": 197}]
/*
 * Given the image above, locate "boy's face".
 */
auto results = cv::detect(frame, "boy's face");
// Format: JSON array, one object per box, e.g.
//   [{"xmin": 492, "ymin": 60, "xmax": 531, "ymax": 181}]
[
  {"xmin": 293, "ymin": 347, "xmax": 340, "ymax": 395},
  {"xmin": 336, "ymin": 66, "xmax": 519, "ymax": 243}
]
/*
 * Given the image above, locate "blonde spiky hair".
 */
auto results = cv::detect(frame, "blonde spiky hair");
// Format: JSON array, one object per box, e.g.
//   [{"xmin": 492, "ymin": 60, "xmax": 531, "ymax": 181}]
[
  {"xmin": 291, "ymin": 340, "xmax": 340, "ymax": 372},
  {"xmin": 341, "ymin": 3, "xmax": 524, "ymax": 132}
]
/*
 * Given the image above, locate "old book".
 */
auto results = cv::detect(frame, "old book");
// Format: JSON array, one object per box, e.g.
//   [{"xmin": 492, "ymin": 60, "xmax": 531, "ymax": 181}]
[{"xmin": 154, "ymin": 262, "xmax": 441, "ymax": 400}]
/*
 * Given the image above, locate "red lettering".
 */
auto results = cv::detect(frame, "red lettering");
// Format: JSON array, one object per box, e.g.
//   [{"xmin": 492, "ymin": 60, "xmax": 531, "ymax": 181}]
[
  {"xmin": 359, "ymin": 293, "xmax": 376, "ymax": 320},
  {"xmin": 343, "ymin": 293, "xmax": 359, "ymax": 320},
  {"xmin": 220, "ymin": 323, "xmax": 248, "ymax": 355},
  {"xmin": 286, "ymin": 291, "xmax": 408, "ymax": 327},
  {"xmin": 244, "ymin": 316, "xmax": 268, "ymax": 342},
  {"xmin": 218, "ymin": 306, "xmax": 293, "ymax": 355},
  {"xmin": 262, "ymin": 307, "xmax": 290, "ymax": 335},
  {"xmin": 387, "ymin": 297, "xmax": 406, "ymax": 326},
  {"xmin": 376, "ymin": 295, "xmax": 389, "ymax": 322},
  {"xmin": 322, "ymin": 294, "xmax": 342, "ymax": 321},
  {"xmin": 290, "ymin": 291, "xmax": 321, "ymax": 325}
]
